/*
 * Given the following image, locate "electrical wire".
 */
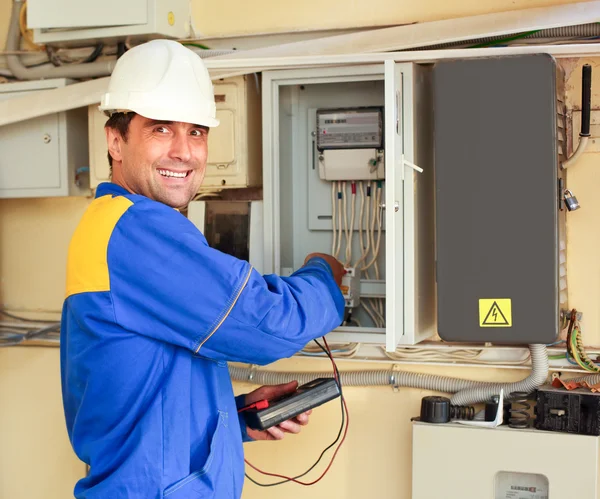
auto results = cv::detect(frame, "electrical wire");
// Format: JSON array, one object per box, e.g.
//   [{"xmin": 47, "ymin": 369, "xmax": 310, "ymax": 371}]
[
  {"xmin": 0, "ymin": 309, "xmax": 53, "ymax": 323},
  {"xmin": 382, "ymin": 346, "xmax": 532, "ymax": 366},
  {"xmin": 182, "ymin": 42, "xmax": 211, "ymax": 50},
  {"xmin": 245, "ymin": 338, "xmax": 348, "ymax": 487},
  {"xmin": 354, "ymin": 181, "xmax": 368, "ymax": 269},
  {"xmin": 331, "ymin": 182, "xmax": 338, "ymax": 255},
  {"xmin": 571, "ymin": 324, "xmax": 600, "ymax": 372},
  {"xmin": 300, "ymin": 341, "xmax": 361, "ymax": 358},
  {"xmin": 335, "ymin": 182, "xmax": 343, "ymax": 259},
  {"xmin": 470, "ymin": 30, "xmax": 541, "ymax": 48},
  {"xmin": 344, "ymin": 182, "xmax": 356, "ymax": 266},
  {"xmin": 342, "ymin": 181, "xmax": 349, "ymax": 265}
]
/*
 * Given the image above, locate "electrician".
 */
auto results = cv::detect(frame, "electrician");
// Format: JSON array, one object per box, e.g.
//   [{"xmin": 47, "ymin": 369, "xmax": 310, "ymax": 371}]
[{"xmin": 60, "ymin": 39, "xmax": 345, "ymax": 498}]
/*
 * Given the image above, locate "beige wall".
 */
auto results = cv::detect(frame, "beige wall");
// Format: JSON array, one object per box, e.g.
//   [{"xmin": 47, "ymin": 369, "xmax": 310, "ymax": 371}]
[
  {"xmin": 1, "ymin": 1, "xmax": 600, "ymax": 499},
  {"xmin": 189, "ymin": 0, "xmax": 588, "ymax": 37},
  {"xmin": 0, "ymin": 0, "xmax": 591, "ymax": 46}
]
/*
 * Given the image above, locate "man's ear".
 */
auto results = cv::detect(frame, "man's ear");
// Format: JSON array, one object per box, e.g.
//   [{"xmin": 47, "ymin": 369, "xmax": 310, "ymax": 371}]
[{"xmin": 105, "ymin": 127, "xmax": 123, "ymax": 164}]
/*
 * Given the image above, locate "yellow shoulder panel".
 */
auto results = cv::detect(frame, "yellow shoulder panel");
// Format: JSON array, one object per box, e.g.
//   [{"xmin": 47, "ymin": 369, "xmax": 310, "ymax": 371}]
[{"xmin": 65, "ymin": 195, "xmax": 133, "ymax": 299}]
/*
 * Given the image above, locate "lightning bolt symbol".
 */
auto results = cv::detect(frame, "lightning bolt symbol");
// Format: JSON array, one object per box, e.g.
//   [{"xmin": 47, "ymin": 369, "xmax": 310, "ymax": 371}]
[{"xmin": 492, "ymin": 307, "xmax": 498, "ymax": 322}]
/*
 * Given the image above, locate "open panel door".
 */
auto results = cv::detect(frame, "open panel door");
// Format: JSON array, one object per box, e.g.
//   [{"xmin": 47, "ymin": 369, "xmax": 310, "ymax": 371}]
[
  {"xmin": 384, "ymin": 60, "xmax": 405, "ymax": 351},
  {"xmin": 385, "ymin": 60, "xmax": 436, "ymax": 350}
]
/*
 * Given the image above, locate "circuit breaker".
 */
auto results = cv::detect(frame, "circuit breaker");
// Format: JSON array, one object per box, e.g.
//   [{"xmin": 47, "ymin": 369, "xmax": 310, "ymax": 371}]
[{"xmin": 434, "ymin": 54, "xmax": 566, "ymax": 345}]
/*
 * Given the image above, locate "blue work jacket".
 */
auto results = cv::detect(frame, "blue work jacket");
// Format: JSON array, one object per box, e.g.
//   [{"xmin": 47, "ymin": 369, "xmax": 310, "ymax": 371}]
[{"xmin": 60, "ymin": 182, "xmax": 345, "ymax": 498}]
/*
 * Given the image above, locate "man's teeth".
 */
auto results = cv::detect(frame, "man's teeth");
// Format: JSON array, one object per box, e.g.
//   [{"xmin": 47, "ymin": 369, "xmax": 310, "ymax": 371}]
[{"xmin": 158, "ymin": 169, "xmax": 188, "ymax": 178}]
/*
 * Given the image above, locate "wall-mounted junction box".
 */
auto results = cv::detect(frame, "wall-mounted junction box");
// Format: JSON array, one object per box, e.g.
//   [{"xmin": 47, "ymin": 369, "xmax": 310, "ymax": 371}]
[
  {"xmin": 0, "ymin": 79, "xmax": 89, "ymax": 198},
  {"xmin": 203, "ymin": 75, "xmax": 262, "ymax": 190},
  {"xmin": 27, "ymin": 0, "xmax": 190, "ymax": 46},
  {"xmin": 434, "ymin": 54, "xmax": 567, "ymax": 345}
]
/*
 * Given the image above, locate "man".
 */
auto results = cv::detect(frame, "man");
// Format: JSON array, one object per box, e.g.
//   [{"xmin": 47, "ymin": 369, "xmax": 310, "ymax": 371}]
[{"xmin": 60, "ymin": 39, "xmax": 345, "ymax": 498}]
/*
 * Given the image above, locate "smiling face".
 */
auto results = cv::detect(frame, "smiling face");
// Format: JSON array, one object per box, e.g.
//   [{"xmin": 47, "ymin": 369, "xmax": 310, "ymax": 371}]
[{"xmin": 106, "ymin": 114, "xmax": 209, "ymax": 209}]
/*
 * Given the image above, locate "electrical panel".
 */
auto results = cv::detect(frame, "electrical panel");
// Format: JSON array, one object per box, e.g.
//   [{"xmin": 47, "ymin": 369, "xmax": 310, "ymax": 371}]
[
  {"xmin": 0, "ymin": 79, "xmax": 89, "ymax": 198},
  {"xmin": 263, "ymin": 63, "xmax": 436, "ymax": 348},
  {"xmin": 412, "ymin": 422, "xmax": 600, "ymax": 499},
  {"xmin": 27, "ymin": 0, "xmax": 190, "ymax": 46},
  {"xmin": 434, "ymin": 54, "xmax": 566, "ymax": 345},
  {"xmin": 202, "ymin": 75, "xmax": 262, "ymax": 190}
]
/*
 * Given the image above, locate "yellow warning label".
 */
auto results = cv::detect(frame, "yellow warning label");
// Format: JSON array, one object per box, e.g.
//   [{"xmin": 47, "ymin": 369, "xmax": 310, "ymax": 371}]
[{"xmin": 479, "ymin": 299, "xmax": 512, "ymax": 327}]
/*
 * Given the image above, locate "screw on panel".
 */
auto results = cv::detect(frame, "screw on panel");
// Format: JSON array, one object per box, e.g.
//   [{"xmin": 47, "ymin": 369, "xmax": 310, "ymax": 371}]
[{"xmin": 43, "ymin": 134, "xmax": 51, "ymax": 144}]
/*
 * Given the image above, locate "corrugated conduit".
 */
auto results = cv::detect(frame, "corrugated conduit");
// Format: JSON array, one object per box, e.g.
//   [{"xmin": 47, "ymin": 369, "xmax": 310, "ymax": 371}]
[{"xmin": 229, "ymin": 344, "xmax": 549, "ymax": 406}]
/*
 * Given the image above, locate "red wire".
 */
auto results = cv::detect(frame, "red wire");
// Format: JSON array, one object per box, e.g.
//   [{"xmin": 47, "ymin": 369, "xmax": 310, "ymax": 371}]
[{"xmin": 244, "ymin": 337, "xmax": 348, "ymax": 486}]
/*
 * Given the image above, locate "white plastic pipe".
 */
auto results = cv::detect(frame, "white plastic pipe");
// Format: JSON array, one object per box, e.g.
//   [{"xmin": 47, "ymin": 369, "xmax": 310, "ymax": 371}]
[
  {"xmin": 562, "ymin": 136, "xmax": 589, "ymax": 169},
  {"xmin": 6, "ymin": 0, "xmax": 115, "ymax": 80},
  {"xmin": 229, "ymin": 344, "xmax": 549, "ymax": 405}
]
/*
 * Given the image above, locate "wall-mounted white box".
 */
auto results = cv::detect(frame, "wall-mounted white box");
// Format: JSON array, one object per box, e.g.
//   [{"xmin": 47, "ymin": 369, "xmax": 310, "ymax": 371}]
[
  {"xmin": 203, "ymin": 75, "xmax": 262, "ymax": 190},
  {"xmin": 27, "ymin": 0, "xmax": 190, "ymax": 46},
  {"xmin": 0, "ymin": 79, "xmax": 89, "ymax": 198}
]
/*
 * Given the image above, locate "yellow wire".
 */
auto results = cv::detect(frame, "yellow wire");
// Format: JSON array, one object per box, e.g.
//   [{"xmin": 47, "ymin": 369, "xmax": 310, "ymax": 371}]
[{"xmin": 573, "ymin": 327, "xmax": 600, "ymax": 372}]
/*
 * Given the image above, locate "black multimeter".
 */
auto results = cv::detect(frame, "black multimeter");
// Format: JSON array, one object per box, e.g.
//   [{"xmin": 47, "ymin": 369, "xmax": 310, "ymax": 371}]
[{"xmin": 242, "ymin": 378, "xmax": 341, "ymax": 431}]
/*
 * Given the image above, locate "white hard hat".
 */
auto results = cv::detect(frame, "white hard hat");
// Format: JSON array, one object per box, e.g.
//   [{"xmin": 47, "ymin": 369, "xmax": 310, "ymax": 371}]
[{"xmin": 99, "ymin": 39, "xmax": 219, "ymax": 128}]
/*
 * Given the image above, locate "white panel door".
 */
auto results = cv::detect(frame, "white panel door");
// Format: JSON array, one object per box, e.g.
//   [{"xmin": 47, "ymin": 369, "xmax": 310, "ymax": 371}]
[{"xmin": 384, "ymin": 60, "xmax": 405, "ymax": 351}]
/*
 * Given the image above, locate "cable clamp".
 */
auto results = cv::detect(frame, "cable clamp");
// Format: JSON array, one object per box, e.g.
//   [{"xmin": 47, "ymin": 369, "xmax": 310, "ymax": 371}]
[
  {"xmin": 247, "ymin": 364, "xmax": 258, "ymax": 383},
  {"xmin": 390, "ymin": 363, "xmax": 401, "ymax": 393}
]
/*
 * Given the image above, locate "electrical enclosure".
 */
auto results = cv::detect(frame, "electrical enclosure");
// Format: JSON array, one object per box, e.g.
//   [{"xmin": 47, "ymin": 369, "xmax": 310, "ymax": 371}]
[
  {"xmin": 412, "ymin": 422, "xmax": 600, "ymax": 499},
  {"xmin": 0, "ymin": 78, "xmax": 89, "ymax": 198},
  {"xmin": 434, "ymin": 54, "xmax": 566, "ymax": 345},
  {"xmin": 262, "ymin": 63, "xmax": 436, "ymax": 349},
  {"xmin": 27, "ymin": 0, "xmax": 190, "ymax": 46},
  {"xmin": 203, "ymin": 75, "xmax": 263, "ymax": 190}
]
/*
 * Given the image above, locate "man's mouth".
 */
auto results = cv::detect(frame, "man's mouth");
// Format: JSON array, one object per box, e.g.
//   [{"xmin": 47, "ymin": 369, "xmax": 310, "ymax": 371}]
[{"xmin": 157, "ymin": 168, "xmax": 192, "ymax": 179}]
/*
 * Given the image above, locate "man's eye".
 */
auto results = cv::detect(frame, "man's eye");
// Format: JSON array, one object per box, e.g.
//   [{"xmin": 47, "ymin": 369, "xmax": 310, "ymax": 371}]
[
  {"xmin": 155, "ymin": 126, "xmax": 169, "ymax": 134},
  {"xmin": 190, "ymin": 129, "xmax": 206, "ymax": 137}
]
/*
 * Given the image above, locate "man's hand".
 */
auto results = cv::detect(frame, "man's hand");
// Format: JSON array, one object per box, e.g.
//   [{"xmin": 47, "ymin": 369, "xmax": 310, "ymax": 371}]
[
  {"xmin": 242, "ymin": 381, "xmax": 312, "ymax": 441},
  {"xmin": 304, "ymin": 253, "xmax": 345, "ymax": 286}
]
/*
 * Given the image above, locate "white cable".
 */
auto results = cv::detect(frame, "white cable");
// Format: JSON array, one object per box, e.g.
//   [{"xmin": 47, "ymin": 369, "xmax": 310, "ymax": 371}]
[
  {"xmin": 345, "ymin": 183, "xmax": 356, "ymax": 266},
  {"xmin": 331, "ymin": 182, "xmax": 337, "ymax": 254},
  {"xmin": 361, "ymin": 182, "xmax": 381, "ymax": 272},
  {"xmin": 335, "ymin": 182, "xmax": 343, "ymax": 258},
  {"xmin": 374, "ymin": 186, "xmax": 384, "ymax": 322},
  {"xmin": 367, "ymin": 298, "xmax": 385, "ymax": 328},
  {"xmin": 360, "ymin": 297, "xmax": 381, "ymax": 328},
  {"xmin": 342, "ymin": 181, "xmax": 349, "ymax": 266},
  {"xmin": 355, "ymin": 181, "xmax": 369, "ymax": 269}
]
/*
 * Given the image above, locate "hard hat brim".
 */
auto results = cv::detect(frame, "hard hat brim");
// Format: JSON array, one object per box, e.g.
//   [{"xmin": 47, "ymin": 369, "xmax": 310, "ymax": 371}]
[{"xmin": 99, "ymin": 102, "xmax": 220, "ymax": 128}]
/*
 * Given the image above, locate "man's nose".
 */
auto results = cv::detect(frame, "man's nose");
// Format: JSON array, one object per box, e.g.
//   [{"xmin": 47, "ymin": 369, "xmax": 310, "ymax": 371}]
[{"xmin": 168, "ymin": 132, "xmax": 192, "ymax": 163}]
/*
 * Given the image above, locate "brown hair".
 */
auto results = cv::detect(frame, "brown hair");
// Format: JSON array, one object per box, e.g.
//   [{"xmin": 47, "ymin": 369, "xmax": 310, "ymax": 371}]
[{"xmin": 104, "ymin": 112, "xmax": 136, "ymax": 166}]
